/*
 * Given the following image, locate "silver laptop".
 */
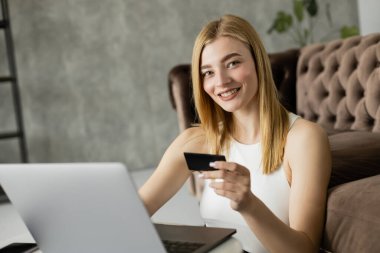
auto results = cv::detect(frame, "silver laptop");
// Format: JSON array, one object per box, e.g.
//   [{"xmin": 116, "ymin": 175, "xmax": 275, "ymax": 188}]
[{"xmin": 0, "ymin": 163, "xmax": 235, "ymax": 253}]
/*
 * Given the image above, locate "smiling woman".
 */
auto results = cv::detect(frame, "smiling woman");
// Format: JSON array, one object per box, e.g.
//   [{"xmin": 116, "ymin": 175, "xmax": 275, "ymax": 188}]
[
  {"xmin": 191, "ymin": 15, "xmax": 289, "ymax": 174},
  {"xmin": 201, "ymin": 39, "xmax": 258, "ymax": 114},
  {"xmin": 139, "ymin": 14, "xmax": 331, "ymax": 253}
]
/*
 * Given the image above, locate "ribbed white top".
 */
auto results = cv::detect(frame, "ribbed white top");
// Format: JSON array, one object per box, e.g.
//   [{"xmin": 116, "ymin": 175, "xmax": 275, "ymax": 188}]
[{"xmin": 200, "ymin": 113, "xmax": 299, "ymax": 253}]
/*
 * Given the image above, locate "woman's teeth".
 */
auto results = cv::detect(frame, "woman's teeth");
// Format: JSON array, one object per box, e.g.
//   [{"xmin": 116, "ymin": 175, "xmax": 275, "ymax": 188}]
[{"xmin": 220, "ymin": 88, "xmax": 239, "ymax": 97}]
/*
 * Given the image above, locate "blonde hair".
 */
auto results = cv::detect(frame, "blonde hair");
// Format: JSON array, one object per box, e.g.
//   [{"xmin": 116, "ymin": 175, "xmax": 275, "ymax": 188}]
[{"xmin": 191, "ymin": 14, "xmax": 289, "ymax": 174}]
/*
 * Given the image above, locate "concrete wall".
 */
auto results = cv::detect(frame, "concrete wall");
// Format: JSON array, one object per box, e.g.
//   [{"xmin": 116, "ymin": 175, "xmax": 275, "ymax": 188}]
[
  {"xmin": 0, "ymin": 0, "xmax": 358, "ymax": 170},
  {"xmin": 358, "ymin": 0, "xmax": 380, "ymax": 35}
]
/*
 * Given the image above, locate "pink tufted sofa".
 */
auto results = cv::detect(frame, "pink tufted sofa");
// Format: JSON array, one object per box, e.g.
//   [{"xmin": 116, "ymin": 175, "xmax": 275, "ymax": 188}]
[{"xmin": 168, "ymin": 33, "xmax": 380, "ymax": 252}]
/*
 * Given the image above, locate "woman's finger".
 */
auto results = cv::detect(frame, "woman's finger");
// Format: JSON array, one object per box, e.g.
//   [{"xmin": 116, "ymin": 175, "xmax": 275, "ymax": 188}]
[
  {"xmin": 201, "ymin": 168, "xmax": 229, "ymax": 179},
  {"xmin": 202, "ymin": 169, "xmax": 242, "ymax": 182},
  {"xmin": 202, "ymin": 168, "xmax": 249, "ymax": 183},
  {"xmin": 210, "ymin": 161, "xmax": 250, "ymax": 176}
]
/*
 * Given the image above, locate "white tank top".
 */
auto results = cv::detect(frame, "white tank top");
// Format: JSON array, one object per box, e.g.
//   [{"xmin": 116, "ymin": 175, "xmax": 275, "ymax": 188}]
[{"xmin": 200, "ymin": 113, "xmax": 299, "ymax": 253}]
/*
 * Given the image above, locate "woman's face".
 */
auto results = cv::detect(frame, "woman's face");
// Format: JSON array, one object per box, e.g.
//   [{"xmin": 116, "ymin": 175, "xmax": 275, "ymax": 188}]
[{"xmin": 200, "ymin": 36, "xmax": 259, "ymax": 113}]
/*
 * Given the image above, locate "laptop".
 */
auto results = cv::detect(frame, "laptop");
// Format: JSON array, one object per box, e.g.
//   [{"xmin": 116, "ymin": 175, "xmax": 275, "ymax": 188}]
[{"xmin": 0, "ymin": 163, "xmax": 235, "ymax": 253}]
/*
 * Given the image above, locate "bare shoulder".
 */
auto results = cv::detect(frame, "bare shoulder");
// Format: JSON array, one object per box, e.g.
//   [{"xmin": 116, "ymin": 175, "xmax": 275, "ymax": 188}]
[
  {"xmin": 168, "ymin": 126, "xmax": 208, "ymax": 154},
  {"xmin": 287, "ymin": 118, "xmax": 327, "ymax": 143},
  {"xmin": 285, "ymin": 117, "xmax": 331, "ymax": 176}
]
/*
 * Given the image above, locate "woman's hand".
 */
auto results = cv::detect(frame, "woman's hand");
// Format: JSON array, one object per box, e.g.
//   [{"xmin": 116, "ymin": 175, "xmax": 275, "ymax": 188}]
[{"xmin": 201, "ymin": 161, "xmax": 255, "ymax": 212}]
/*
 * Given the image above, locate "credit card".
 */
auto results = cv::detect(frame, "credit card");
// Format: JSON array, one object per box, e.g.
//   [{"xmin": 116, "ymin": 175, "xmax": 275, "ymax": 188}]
[
  {"xmin": 0, "ymin": 243, "xmax": 39, "ymax": 253},
  {"xmin": 184, "ymin": 152, "xmax": 226, "ymax": 171}
]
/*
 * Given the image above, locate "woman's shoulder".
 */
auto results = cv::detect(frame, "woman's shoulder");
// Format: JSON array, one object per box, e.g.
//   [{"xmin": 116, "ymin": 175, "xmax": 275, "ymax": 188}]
[
  {"xmin": 285, "ymin": 118, "xmax": 330, "ymax": 163},
  {"xmin": 172, "ymin": 126, "xmax": 208, "ymax": 153},
  {"xmin": 180, "ymin": 126, "xmax": 205, "ymax": 137},
  {"xmin": 287, "ymin": 118, "xmax": 327, "ymax": 142},
  {"xmin": 284, "ymin": 118, "xmax": 331, "ymax": 184}
]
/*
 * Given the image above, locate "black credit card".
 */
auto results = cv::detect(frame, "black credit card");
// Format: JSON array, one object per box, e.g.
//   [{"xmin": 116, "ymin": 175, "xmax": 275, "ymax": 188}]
[
  {"xmin": 0, "ymin": 243, "xmax": 39, "ymax": 253},
  {"xmin": 184, "ymin": 152, "xmax": 226, "ymax": 171}
]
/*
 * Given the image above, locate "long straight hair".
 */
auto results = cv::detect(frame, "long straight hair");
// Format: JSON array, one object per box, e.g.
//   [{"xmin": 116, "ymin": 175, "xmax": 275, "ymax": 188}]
[{"xmin": 191, "ymin": 14, "xmax": 289, "ymax": 174}]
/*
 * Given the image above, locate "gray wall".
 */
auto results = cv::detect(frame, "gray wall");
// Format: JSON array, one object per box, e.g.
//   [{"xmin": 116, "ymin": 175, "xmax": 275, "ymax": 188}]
[{"xmin": 0, "ymin": 0, "xmax": 358, "ymax": 170}]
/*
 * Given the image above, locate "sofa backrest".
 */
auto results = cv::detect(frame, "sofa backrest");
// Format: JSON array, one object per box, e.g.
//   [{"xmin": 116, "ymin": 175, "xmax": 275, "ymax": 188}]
[{"xmin": 297, "ymin": 33, "xmax": 380, "ymax": 133}]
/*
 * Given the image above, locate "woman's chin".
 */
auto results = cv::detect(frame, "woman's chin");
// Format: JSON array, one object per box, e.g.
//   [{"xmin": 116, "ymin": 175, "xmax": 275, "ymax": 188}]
[{"xmin": 219, "ymin": 104, "xmax": 240, "ymax": 113}]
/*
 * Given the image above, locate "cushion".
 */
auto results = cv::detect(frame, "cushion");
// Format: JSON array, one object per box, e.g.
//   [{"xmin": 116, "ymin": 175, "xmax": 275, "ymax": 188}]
[
  {"xmin": 322, "ymin": 175, "xmax": 380, "ymax": 252},
  {"xmin": 328, "ymin": 131, "xmax": 380, "ymax": 188}
]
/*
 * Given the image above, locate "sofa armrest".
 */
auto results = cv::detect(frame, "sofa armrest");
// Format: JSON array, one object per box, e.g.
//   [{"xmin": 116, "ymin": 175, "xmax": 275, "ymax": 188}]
[
  {"xmin": 322, "ymin": 175, "xmax": 380, "ymax": 253},
  {"xmin": 269, "ymin": 49, "xmax": 299, "ymax": 114},
  {"xmin": 168, "ymin": 64, "xmax": 197, "ymax": 131},
  {"xmin": 329, "ymin": 131, "xmax": 380, "ymax": 188}
]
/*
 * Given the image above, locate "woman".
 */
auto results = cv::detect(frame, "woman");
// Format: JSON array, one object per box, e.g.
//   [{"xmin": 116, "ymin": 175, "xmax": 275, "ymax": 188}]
[{"xmin": 139, "ymin": 14, "xmax": 331, "ymax": 253}]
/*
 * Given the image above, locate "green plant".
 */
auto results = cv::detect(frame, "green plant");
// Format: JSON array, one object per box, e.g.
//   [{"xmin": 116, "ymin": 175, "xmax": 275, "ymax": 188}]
[{"xmin": 267, "ymin": 0, "xmax": 359, "ymax": 47}]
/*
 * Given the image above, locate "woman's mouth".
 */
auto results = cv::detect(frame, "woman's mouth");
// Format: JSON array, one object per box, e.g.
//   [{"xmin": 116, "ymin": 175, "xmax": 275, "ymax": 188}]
[{"xmin": 218, "ymin": 88, "xmax": 241, "ymax": 99}]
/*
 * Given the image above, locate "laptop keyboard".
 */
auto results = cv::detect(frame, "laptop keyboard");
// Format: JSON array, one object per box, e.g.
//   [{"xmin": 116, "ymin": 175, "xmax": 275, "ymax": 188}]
[{"xmin": 162, "ymin": 240, "xmax": 205, "ymax": 253}]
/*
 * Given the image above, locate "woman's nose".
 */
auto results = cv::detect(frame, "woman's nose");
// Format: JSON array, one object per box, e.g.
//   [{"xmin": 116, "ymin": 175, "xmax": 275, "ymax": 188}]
[{"xmin": 215, "ymin": 70, "xmax": 231, "ymax": 87}]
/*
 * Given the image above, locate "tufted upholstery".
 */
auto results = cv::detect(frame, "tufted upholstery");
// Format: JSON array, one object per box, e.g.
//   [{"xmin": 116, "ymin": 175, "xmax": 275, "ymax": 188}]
[{"xmin": 297, "ymin": 34, "xmax": 380, "ymax": 133}]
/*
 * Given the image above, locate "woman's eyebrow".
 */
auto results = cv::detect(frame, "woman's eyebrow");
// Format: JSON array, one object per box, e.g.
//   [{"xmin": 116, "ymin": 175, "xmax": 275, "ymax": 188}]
[
  {"xmin": 221, "ymin": 52, "xmax": 242, "ymax": 62},
  {"xmin": 201, "ymin": 52, "xmax": 242, "ymax": 70}
]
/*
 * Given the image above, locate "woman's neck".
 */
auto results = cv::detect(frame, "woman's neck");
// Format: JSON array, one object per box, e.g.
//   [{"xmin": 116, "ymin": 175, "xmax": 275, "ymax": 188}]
[{"xmin": 232, "ymin": 106, "xmax": 260, "ymax": 144}]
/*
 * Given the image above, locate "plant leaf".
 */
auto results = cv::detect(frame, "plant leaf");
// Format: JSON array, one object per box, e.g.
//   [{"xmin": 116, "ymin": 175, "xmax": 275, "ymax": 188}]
[
  {"xmin": 303, "ymin": 0, "xmax": 318, "ymax": 16},
  {"xmin": 268, "ymin": 11, "xmax": 293, "ymax": 33},
  {"xmin": 340, "ymin": 26, "xmax": 359, "ymax": 38},
  {"xmin": 294, "ymin": 0, "xmax": 304, "ymax": 22}
]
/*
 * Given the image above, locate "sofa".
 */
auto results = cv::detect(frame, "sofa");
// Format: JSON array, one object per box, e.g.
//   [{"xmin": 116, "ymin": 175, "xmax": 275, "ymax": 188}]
[{"xmin": 168, "ymin": 33, "xmax": 380, "ymax": 252}]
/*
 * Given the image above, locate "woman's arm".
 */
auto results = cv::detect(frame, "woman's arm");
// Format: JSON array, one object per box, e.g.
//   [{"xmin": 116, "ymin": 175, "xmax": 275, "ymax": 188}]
[
  {"xmin": 139, "ymin": 127, "xmax": 208, "ymax": 216},
  {"xmin": 285, "ymin": 120, "xmax": 331, "ymax": 251},
  {"xmin": 204, "ymin": 119, "xmax": 331, "ymax": 253}
]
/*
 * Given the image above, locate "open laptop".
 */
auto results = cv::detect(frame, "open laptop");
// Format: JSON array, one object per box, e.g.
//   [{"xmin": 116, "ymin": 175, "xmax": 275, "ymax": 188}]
[{"xmin": 0, "ymin": 163, "xmax": 235, "ymax": 253}]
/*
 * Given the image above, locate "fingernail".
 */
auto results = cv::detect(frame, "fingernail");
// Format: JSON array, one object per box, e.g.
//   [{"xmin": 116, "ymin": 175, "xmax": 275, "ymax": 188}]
[
  {"xmin": 198, "ymin": 173, "xmax": 204, "ymax": 178},
  {"xmin": 214, "ymin": 178, "xmax": 224, "ymax": 183},
  {"xmin": 209, "ymin": 162, "xmax": 215, "ymax": 167}
]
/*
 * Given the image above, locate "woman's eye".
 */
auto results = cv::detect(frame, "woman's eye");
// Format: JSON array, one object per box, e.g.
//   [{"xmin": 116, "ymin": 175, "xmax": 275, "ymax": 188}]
[
  {"xmin": 202, "ymin": 71, "xmax": 213, "ymax": 78},
  {"xmin": 227, "ymin": 60, "xmax": 240, "ymax": 68}
]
